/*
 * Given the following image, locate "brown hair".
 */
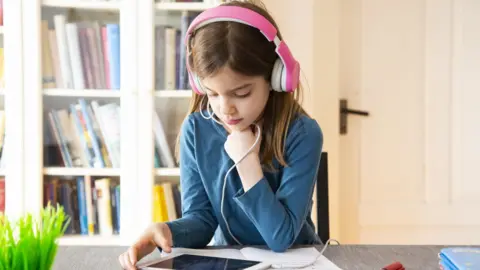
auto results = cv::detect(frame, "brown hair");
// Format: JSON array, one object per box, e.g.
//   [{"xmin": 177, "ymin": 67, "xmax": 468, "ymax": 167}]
[{"xmin": 175, "ymin": 0, "xmax": 308, "ymax": 170}]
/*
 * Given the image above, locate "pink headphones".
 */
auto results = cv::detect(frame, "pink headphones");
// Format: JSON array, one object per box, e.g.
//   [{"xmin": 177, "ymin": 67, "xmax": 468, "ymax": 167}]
[{"xmin": 185, "ymin": 5, "xmax": 300, "ymax": 95}]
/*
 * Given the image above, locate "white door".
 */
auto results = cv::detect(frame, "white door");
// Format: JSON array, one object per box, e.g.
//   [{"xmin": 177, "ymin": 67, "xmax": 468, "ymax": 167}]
[
  {"xmin": 259, "ymin": 0, "xmax": 480, "ymax": 245},
  {"xmin": 339, "ymin": 0, "xmax": 480, "ymax": 244}
]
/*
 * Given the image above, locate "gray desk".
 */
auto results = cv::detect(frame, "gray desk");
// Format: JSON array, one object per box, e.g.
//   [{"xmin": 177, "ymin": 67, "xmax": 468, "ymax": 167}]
[{"xmin": 52, "ymin": 245, "xmax": 444, "ymax": 270}]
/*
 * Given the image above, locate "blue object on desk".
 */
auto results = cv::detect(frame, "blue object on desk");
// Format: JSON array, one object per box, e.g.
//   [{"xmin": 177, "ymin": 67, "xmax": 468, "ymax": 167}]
[{"xmin": 439, "ymin": 247, "xmax": 480, "ymax": 270}]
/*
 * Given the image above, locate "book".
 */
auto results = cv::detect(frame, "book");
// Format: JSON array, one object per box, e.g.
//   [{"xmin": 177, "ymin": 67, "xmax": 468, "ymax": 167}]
[{"xmin": 439, "ymin": 247, "xmax": 480, "ymax": 270}]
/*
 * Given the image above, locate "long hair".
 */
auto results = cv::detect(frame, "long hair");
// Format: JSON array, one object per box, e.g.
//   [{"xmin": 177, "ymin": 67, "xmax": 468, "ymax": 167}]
[{"xmin": 175, "ymin": 0, "xmax": 308, "ymax": 170}]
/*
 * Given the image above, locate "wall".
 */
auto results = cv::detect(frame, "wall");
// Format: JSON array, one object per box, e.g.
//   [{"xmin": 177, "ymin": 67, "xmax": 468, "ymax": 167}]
[{"xmin": 261, "ymin": 0, "xmax": 341, "ymax": 240}]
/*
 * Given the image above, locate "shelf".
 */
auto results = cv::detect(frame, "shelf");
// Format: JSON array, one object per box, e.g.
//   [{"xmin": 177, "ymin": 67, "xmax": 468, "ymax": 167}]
[
  {"xmin": 0, "ymin": 26, "xmax": 3, "ymax": 34},
  {"xmin": 0, "ymin": 168, "xmax": 4, "ymax": 176},
  {"xmin": 44, "ymin": 167, "xmax": 121, "ymax": 176},
  {"xmin": 155, "ymin": 167, "xmax": 180, "ymax": 176},
  {"xmin": 58, "ymin": 235, "xmax": 124, "ymax": 246},
  {"xmin": 43, "ymin": 89, "xmax": 121, "ymax": 98},
  {"xmin": 43, "ymin": 89, "xmax": 191, "ymax": 98},
  {"xmin": 45, "ymin": 168, "xmax": 181, "ymax": 177},
  {"xmin": 0, "ymin": 89, "xmax": 4, "ymax": 95},
  {"xmin": 155, "ymin": 90, "xmax": 192, "ymax": 98},
  {"xmin": 42, "ymin": 0, "xmax": 121, "ymax": 11},
  {"xmin": 155, "ymin": 2, "xmax": 216, "ymax": 11}
]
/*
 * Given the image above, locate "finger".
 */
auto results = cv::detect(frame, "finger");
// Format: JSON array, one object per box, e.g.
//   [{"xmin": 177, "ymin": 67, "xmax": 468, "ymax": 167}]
[
  {"xmin": 125, "ymin": 251, "xmax": 138, "ymax": 270},
  {"xmin": 154, "ymin": 235, "xmax": 172, "ymax": 253},
  {"xmin": 128, "ymin": 248, "xmax": 138, "ymax": 267},
  {"xmin": 152, "ymin": 226, "xmax": 172, "ymax": 253},
  {"xmin": 120, "ymin": 253, "xmax": 133, "ymax": 270},
  {"xmin": 163, "ymin": 225, "xmax": 174, "ymax": 252},
  {"xmin": 118, "ymin": 254, "xmax": 126, "ymax": 269},
  {"xmin": 161, "ymin": 237, "xmax": 173, "ymax": 253}
]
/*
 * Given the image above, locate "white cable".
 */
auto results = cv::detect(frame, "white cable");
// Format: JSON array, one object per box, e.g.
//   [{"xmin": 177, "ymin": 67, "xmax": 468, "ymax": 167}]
[
  {"xmin": 270, "ymin": 239, "xmax": 340, "ymax": 269},
  {"xmin": 220, "ymin": 123, "xmax": 260, "ymax": 245},
  {"xmin": 199, "ymin": 97, "xmax": 215, "ymax": 120},
  {"xmin": 200, "ymin": 97, "xmax": 261, "ymax": 245}
]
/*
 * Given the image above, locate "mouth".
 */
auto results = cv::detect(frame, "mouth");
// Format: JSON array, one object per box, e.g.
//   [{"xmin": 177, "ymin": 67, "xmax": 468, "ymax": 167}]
[{"xmin": 225, "ymin": 118, "xmax": 243, "ymax": 125}]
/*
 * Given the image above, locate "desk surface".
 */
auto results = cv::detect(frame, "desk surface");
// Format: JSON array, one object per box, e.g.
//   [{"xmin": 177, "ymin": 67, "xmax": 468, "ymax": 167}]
[{"xmin": 52, "ymin": 245, "xmax": 444, "ymax": 270}]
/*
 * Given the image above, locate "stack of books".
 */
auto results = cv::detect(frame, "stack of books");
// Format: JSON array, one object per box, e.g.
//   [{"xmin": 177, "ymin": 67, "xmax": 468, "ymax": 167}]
[{"xmin": 438, "ymin": 247, "xmax": 480, "ymax": 270}]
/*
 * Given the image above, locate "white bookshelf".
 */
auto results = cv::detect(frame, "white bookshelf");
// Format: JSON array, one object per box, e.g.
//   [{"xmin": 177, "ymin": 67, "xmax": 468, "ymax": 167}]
[
  {"xmin": 44, "ymin": 167, "xmax": 121, "ymax": 176},
  {"xmin": 2, "ymin": 0, "xmax": 226, "ymax": 247},
  {"xmin": 42, "ymin": 0, "xmax": 121, "ymax": 11},
  {"xmin": 155, "ymin": 167, "xmax": 180, "ymax": 176},
  {"xmin": 3, "ymin": 0, "xmax": 25, "ymax": 223},
  {"xmin": 18, "ymin": 0, "xmax": 139, "ymax": 246},
  {"xmin": 43, "ymin": 88, "xmax": 121, "ymax": 98},
  {"xmin": 0, "ymin": 26, "xmax": 4, "ymax": 34}
]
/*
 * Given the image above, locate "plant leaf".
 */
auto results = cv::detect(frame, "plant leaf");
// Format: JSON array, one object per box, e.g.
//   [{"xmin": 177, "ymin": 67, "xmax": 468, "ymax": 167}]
[{"xmin": 0, "ymin": 203, "xmax": 68, "ymax": 270}]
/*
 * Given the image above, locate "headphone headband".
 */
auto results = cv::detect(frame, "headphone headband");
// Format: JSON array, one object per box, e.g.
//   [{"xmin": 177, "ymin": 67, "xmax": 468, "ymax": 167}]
[
  {"xmin": 186, "ymin": 6, "xmax": 278, "ymax": 43},
  {"xmin": 185, "ymin": 5, "xmax": 300, "ymax": 94}
]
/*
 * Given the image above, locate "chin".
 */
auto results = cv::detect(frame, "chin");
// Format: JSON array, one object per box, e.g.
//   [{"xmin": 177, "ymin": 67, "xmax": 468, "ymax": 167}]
[
  {"xmin": 227, "ymin": 122, "xmax": 251, "ymax": 132},
  {"xmin": 229, "ymin": 125, "xmax": 246, "ymax": 131}
]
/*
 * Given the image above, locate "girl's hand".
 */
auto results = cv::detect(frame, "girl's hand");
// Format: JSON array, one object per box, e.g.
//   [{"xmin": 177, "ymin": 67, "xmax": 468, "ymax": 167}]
[
  {"xmin": 224, "ymin": 124, "xmax": 262, "ymax": 163},
  {"xmin": 118, "ymin": 223, "xmax": 173, "ymax": 270}
]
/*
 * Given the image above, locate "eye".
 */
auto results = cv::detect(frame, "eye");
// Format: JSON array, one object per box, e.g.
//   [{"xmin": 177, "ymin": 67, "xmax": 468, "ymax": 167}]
[
  {"xmin": 206, "ymin": 91, "xmax": 218, "ymax": 97},
  {"xmin": 235, "ymin": 90, "xmax": 251, "ymax": 98}
]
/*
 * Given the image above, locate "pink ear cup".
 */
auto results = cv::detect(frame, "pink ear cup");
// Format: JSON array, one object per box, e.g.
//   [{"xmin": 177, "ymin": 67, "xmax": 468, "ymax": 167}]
[{"xmin": 286, "ymin": 61, "xmax": 300, "ymax": 92}]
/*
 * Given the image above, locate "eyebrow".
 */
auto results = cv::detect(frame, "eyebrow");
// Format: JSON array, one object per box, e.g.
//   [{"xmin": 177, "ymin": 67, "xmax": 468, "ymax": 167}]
[{"xmin": 204, "ymin": 83, "xmax": 252, "ymax": 93}]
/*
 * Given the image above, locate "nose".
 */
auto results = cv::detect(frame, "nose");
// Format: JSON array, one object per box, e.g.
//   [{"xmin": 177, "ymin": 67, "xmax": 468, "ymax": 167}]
[{"xmin": 220, "ymin": 96, "xmax": 236, "ymax": 116}]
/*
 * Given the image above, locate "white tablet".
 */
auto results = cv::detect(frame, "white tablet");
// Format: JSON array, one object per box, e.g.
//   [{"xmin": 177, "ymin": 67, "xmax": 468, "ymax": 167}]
[{"xmin": 137, "ymin": 253, "xmax": 271, "ymax": 270}]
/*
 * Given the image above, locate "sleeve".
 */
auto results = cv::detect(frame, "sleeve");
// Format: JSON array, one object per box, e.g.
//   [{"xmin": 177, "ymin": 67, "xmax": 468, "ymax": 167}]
[
  {"xmin": 164, "ymin": 115, "xmax": 218, "ymax": 249},
  {"xmin": 233, "ymin": 118, "xmax": 323, "ymax": 252}
]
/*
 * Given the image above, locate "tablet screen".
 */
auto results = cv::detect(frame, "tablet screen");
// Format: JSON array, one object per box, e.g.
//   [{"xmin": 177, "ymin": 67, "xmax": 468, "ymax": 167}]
[{"xmin": 144, "ymin": 254, "xmax": 262, "ymax": 269}]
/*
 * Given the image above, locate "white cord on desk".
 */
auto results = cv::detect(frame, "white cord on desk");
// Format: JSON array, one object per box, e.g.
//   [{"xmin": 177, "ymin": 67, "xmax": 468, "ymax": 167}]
[{"xmin": 270, "ymin": 239, "xmax": 341, "ymax": 269}]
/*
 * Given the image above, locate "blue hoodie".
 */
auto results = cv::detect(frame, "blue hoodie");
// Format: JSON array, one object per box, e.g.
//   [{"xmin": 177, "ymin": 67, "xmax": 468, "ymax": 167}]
[{"xmin": 164, "ymin": 111, "xmax": 323, "ymax": 252}]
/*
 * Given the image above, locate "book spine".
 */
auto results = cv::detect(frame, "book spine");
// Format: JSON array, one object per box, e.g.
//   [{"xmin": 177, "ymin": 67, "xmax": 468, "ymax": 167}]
[
  {"xmin": 78, "ymin": 99, "xmax": 105, "ymax": 168},
  {"xmin": 65, "ymin": 23, "xmax": 85, "ymax": 89},
  {"xmin": 95, "ymin": 178, "xmax": 113, "ymax": 236},
  {"xmin": 54, "ymin": 15, "xmax": 74, "ymax": 89},
  {"xmin": 106, "ymin": 24, "xmax": 120, "ymax": 90},
  {"xmin": 76, "ymin": 176, "xmax": 89, "ymax": 235}
]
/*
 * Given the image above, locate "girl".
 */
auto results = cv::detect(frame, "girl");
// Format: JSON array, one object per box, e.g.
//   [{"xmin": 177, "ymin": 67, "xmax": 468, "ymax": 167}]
[{"xmin": 119, "ymin": 0, "xmax": 323, "ymax": 268}]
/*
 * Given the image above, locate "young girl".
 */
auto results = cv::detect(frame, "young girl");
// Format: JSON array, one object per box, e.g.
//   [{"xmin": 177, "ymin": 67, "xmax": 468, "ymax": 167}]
[{"xmin": 119, "ymin": 0, "xmax": 323, "ymax": 268}]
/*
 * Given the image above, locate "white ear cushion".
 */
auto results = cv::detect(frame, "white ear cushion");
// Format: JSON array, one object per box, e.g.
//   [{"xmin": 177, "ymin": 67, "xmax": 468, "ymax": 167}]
[
  {"xmin": 271, "ymin": 59, "xmax": 283, "ymax": 91},
  {"xmin": 280, "ymin": 64, "xmax": 287, "ymax": 91}
]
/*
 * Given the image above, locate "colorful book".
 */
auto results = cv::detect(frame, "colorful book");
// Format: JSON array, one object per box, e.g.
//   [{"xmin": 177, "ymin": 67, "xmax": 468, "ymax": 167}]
[{"xmin": 439, "ymin": 247, "xmax": 480, "ymax": 270}]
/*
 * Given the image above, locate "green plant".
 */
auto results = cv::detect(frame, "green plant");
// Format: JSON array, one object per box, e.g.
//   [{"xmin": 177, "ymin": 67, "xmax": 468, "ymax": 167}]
[{"xmin": 0, "ymin": 203, "xmax": 70, "ymax": 270}]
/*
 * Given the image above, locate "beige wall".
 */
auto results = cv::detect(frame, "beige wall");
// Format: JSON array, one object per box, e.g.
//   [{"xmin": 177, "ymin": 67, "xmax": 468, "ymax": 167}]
[{"xmin": 262, "ymin": 0, "xmax": 341, "ymax": 241}]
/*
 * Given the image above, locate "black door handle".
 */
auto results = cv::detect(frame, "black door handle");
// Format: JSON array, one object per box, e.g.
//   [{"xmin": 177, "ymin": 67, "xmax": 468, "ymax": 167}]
[
  {"xmin": 341, "ymin": 108, "xmax": 369, "ymax": 116},
  {"xmin": 340, "ymin": 99, "xmax": 369, "ymax": 134}
]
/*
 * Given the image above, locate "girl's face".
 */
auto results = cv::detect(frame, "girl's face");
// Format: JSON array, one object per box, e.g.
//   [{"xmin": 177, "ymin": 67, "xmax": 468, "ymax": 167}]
[{"xmin": 201, "ymin": 66, "xmax": 270, "ymax": 133}]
